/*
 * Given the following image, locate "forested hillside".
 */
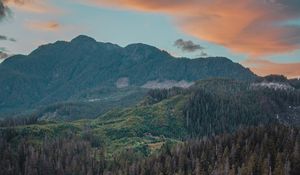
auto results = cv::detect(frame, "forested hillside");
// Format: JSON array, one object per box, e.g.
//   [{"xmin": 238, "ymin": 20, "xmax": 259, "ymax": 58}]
[
  {"xmin": 106, "ymin": 125, "xmax": 300, "ymax": 175},
  {"xmin": 0, "ymin": 78, "xmax": 299, "ymax": 174},
  {"xmin": 1, "ymin": 124, "xmax": 299, "ymax": 175},
  {"xmin": 1, "ymin": 78, "xmax": 299, "ymax": 151}
]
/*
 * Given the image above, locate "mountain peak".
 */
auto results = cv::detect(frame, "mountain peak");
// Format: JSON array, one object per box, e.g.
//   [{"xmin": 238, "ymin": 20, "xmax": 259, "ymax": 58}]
[
  {"xmin": 206, "ymin": 57, "xmax": 233, "ymax": 62},
  {"xmin": 124, "ymin": 43, "xmax": 166, "ymax": 59},
  {"xmin": 71, "ymin": 35, "xmax": 97, "ymax": 43},
  {"xmin": 125, "ymin": 43, "xmax": 158, "ymax": 51}
]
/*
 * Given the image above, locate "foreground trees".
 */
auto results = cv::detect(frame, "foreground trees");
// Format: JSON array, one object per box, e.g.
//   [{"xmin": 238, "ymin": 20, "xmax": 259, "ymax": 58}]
[
  {"xmin": 0, "ymin": 133, "xmax": 106, "ymax": 175},
  {"xmin": 106, "ymin": 125, "xmax": 299, "ymax": 175},
  {"xmin": 1, "ymin": 124, "xmax": 299, "ymax": 175}
]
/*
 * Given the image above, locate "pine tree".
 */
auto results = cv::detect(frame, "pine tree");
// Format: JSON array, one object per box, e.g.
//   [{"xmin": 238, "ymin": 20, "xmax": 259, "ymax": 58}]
[{"xmin": 274, "ymin": 153, "xmax": 284, "ymax": 175}]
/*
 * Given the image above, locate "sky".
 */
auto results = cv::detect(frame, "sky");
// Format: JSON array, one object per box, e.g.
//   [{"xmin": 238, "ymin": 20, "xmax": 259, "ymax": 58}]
[{"xmin": 0, "ymin": 0, "xmax": 300, "ymax": 78}]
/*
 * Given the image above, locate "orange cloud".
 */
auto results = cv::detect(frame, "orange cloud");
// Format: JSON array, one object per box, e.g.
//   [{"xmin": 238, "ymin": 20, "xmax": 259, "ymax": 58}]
[
  {"xmin": 3, "ymin": 0, "xmax": 59, "ymax": 14},
  {"xmin": 87, "ymin": 0, "xmax": 300, "ymax": 56},
  {"xmin": 26, "ymin": 21, "xmax": 60, "ymax": 32},
  {"xmin": 245, "ymin": 59, "xmax": 300, "ymax": 78}
]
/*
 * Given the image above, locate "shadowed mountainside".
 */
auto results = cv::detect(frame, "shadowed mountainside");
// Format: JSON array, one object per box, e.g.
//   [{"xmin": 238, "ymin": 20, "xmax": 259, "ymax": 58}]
[{"xmin": 0, "ymin": 35, "xmax": 256, "ymax": 117}]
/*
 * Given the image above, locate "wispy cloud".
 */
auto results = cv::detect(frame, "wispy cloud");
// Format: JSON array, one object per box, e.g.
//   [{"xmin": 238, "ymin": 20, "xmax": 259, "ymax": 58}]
[
  {"xmin": 0, "ymin": 34, "xmax": 16, "ymax": 41},
  {"xmin": 3, "ymin": 0, "xmax": 59, "ymax": 14},
  {"xmin": 26, "ymin": 21, "xmax": 60, "ymax": 32},
  {"xmin": 245, "ymin": 59, "xmax": 300, "ymax": 78},
  {"xmin": 1, "ymin": 0, "xmax": 61, "ymax": 23}
]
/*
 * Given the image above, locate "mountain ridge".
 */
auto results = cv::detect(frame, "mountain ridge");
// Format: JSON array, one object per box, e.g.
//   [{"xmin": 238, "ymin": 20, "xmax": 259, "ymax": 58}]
[{"xmin": 0, "ymin": 35, "xmax": 256, "ymax": 117}]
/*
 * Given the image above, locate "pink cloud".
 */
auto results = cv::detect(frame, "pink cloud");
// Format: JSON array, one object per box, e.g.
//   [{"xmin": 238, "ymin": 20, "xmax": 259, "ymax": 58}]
[
  {"xmin": 86, "ymin": 0, "xmax": 300, "ymax": 56},
  {"xmin": 3, "ymin": 0, "xmax": 59, "ymax": 14},
  {"xmin": 245, "ymin": 59, "xmax": 300, "ymax": 78},
  {"xmin": 26, "ymin": 21, "xmax": 60, "ymax": 32}
]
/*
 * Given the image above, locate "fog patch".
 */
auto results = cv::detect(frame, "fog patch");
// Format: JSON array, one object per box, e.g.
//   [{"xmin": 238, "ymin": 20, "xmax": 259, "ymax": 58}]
[
  {"xmin": 142, "ymin": 80, "xmax": 194, "ymax": 89},
  {"xmin": 251, "ymin": 82, "xmax": 294, "ymax": 91},
  {"xmin": 116, "ymin": 77, "xmax": 129, "ymax": 88}
]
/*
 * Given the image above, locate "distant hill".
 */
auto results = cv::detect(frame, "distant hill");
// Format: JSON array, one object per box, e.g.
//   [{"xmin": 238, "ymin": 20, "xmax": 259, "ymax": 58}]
[{"xmin": 0, "ymin": 35, "xmax": 256, "ymax": 117}]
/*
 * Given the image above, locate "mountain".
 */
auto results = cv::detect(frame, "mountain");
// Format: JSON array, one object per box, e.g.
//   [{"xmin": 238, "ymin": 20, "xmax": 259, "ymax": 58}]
[{"xmin": 0, "ymin": 35, "xmax": 256, "ymax": 117}]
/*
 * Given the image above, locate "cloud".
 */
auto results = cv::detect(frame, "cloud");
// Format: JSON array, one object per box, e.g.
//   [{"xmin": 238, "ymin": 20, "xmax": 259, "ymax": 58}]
[
  {"xmin": 199, "ymin": 51, "xmax": 208, "ymax": 57},
  {"xmin": 86, "ymin": 0, "xmax": 300, "ymax": 57},
  {"xmin": 26, "ymin": 21, "xmax": 60, "ymax": 32},
  {"xmin": 84, "ymin": 0, "xmax": 300, "ymax": 77},
  {"xmin": 174, "ymin": 39, "xmax": 204, "ymax": 52},
  {"xmin": 1, "ymin": 1, "xmax": 61, "ymax": 37},
  {"xmin": 0, "ymin": 35, "xmax": 7, "ymax": 40},
  {"xmin": 0, "ymin": 34, "xmax": 16, "ymax": 41},
  {"xmin": 245, "ymin": 59, "xmax": 300, "ymax": 78},
  {"xmin": 4, "ymin": 0, "xmax": 59, "ymax": 14},
  {"xmin": 0, "ymin": 0, "xmax": 59, "ymax": 21}
]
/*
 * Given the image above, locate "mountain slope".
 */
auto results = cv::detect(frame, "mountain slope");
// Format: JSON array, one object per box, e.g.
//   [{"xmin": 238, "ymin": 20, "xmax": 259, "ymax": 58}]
[
  {"xmin": 2, "ymin": 78, "xmax": 299, "ymax": 156},
  {"xmin": 0, "ymin": 35, "xmax": 256, "ymax": 117}
]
